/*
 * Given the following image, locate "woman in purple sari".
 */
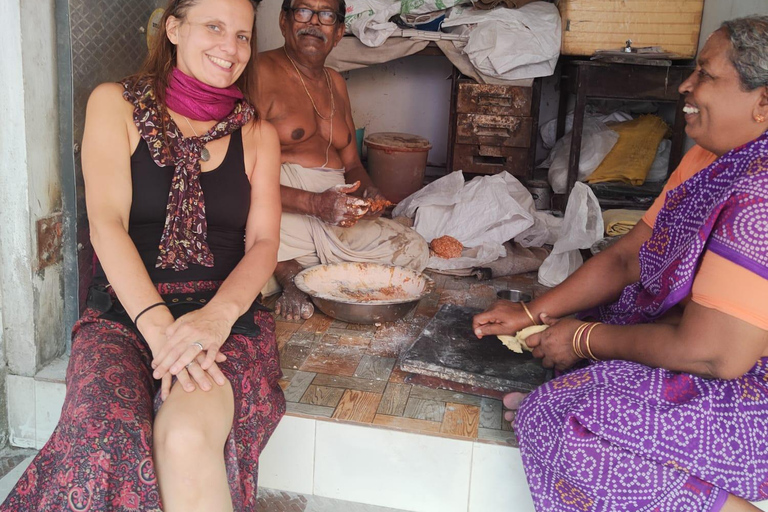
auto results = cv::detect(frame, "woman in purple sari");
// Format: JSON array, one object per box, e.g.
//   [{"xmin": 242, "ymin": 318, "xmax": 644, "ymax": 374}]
[{"xmin": 474, "ymin": 16, "xmax": 768, "ymax": 512}]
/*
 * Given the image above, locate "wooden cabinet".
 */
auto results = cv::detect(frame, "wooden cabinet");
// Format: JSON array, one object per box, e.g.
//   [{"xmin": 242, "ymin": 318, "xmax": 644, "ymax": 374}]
[{"xmin": 448, "ymin": 76, "xmax": 540, "ymax": 179}]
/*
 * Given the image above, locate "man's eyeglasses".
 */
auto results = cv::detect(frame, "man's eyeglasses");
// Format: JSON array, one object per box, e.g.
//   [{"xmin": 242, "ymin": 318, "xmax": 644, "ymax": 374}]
[{"xmin": 285, "ymin": 7, "xmax": 342, "ymax": 26}]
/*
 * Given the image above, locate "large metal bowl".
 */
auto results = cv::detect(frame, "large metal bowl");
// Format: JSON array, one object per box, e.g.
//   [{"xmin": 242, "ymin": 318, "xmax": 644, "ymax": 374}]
[{"xmin": 294, "ymin": 262, "xmax": 434, "ymax": 324}]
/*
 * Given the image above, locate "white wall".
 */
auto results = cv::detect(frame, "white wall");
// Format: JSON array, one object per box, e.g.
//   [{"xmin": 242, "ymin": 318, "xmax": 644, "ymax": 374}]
[
  {"xmin": 0, "ymin": 0, "xmax": 64, "ymax": 380},
  {"xmin": 698, "ymin": 0, "xmax": 768, "ymax": 49},
  {"xmin": 256, "ymin": 0, "xmax": 452, "ymax": 166}
]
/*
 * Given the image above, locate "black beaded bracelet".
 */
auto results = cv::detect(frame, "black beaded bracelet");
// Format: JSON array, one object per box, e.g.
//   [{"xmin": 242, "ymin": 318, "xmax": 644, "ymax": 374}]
[{"xmin": 133, "ymin": 302, "xmax": 166, "ymax": 326}]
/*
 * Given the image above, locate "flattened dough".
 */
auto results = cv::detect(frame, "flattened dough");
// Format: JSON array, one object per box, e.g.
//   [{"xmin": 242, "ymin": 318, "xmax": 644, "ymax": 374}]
[{"xmin": 497, "ymin": 325, "xmax": 549, "ymax": 353}]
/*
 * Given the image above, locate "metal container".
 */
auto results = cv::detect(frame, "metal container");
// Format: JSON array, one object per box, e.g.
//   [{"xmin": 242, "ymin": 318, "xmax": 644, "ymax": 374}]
[
  {"xmin": 496, "ymin": 289, "xmax": 532, "ymax": 302},
  {"xmin": 294, "ymin": 262, "xmax": 434, "ymax": 324},
  {"xmin": 526, "ymin": 180, "xmax": 552, "ymax": 210}
]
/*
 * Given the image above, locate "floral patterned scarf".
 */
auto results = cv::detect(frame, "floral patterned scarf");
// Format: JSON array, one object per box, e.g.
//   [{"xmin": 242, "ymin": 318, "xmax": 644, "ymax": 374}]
[
  {"xmin": 121, "ymin": 75, "xmax": 255, "ymax": 271},
  {"xmin": 598, "ymin": 130, "xmax": 768, "ymax": 325}
]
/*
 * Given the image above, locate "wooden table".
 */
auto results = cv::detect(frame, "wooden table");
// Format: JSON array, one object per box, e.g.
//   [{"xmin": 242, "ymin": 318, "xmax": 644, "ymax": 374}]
[{"xmin": 554, "ymin": 59, "xmax": 694, "ymax": 209}]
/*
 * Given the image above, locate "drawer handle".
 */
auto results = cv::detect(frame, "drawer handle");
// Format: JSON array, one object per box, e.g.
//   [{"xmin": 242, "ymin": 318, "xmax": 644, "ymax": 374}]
[
  {"xmin": 477, "ymin": 94, "xmax": 513, "ymax": 107},
  {"xmin": 474, "ymin": 126, "xmax": 511, "ymax": 137},
  {"xmin": 473, "ymin": 155, "xmax": 506, "ymax": 166}
]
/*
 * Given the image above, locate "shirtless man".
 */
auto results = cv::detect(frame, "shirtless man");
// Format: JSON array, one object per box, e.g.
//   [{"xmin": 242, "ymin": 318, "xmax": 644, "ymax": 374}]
[{"xmin": 257, "ymin": 0, "xmax": 429, "ymax": 320}]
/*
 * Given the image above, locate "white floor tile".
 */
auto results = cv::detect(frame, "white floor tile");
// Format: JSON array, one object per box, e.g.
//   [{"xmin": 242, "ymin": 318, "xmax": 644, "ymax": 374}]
[
  {"xmin": 259, "ymin": 415, "xmax": 316, "ymax": 494},
  {"xmin": 468, "ymin": 443, "xmax": 534, "ymax": 512},
  {"xmin": 34, "ymin": 380, "xmax": 65, "ymax": 449},
  {"xmin": 7, "ymin": 376, "xmax": 35, "ymax": 448},
  {"xmin": 314, "ymin": 422, "xmax": 472, "ymax": 512}
]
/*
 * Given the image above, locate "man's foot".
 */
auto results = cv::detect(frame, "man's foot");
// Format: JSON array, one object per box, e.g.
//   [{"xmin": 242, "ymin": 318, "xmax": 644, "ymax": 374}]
[
  {"xmin": 275, "ymin": 282, "xmax": 314, "ymax": 321},
  {"xmin": 502, "ymin": 392, "xmax": 528, "ymax": 423}
]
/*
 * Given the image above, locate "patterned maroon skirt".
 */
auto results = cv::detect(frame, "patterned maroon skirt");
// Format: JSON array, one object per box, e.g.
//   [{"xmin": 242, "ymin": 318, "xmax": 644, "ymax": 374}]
[{"xmin": 0, "ymin": 281, "xmax": 285, "ymax": 511}]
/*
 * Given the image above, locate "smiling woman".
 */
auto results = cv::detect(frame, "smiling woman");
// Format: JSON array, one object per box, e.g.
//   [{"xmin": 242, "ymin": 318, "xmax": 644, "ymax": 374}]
[{"xmin": 0, "ymin": 0, "xmax": 285, "ymax": 511}]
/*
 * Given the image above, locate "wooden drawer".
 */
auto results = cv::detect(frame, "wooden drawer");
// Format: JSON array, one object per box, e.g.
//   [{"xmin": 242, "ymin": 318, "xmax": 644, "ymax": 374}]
[
  {"xmin": 452, "ymin": 144, "xmax": 529, "ymax": 177},
  {"xmin": 455, "ymin": 114, "xmax": 532, "ymax": 147},
  {"xmin": 558, "ymin": 0, "xmax": 704, "ymax": 59},
  {"xmin": 456, "ymin": 81, "xmax": 533, "ymax": 116}
]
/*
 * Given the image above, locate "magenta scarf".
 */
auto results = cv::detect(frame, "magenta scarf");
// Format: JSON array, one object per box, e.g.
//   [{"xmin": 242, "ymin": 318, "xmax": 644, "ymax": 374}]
[{"xmin": 165, "ymin": 67, "xmax": 244, "ymax": 121}]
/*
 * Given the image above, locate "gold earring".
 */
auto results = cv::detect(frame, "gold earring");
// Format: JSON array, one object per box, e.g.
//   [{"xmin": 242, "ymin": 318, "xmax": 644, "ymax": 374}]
[{"xmin": 756, "ymin": 114, "xmax": 766, "ymax": 123}]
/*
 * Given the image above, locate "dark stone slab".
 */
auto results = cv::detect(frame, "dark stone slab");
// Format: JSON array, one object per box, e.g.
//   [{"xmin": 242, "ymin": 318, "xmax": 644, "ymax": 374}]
[{"xmin": 399, "ymin": 304, "xmax": 550, "ymax": 393}]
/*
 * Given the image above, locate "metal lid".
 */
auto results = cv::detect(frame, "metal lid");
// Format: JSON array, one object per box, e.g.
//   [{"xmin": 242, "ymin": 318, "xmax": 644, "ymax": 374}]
[{"xmin": 364, "ymin": 132, "xmax": 432, "ymax": 152}]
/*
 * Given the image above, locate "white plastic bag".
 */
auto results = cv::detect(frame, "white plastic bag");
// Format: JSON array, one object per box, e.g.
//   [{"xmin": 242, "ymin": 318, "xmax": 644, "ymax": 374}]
[
  {"xmin": 543, "ymin": 117, "xmax": 619, "ymax": 194},
  {"xmin": 537, "ymin": 182, "xmax": 604, "ymax": 287},
  {"xmin": 645, "ymin": 139, "xmax": 672, "ymax": 182},
  {"xmin": 344, "ymin": 0, "xmax": 401, "ymax": 47}
]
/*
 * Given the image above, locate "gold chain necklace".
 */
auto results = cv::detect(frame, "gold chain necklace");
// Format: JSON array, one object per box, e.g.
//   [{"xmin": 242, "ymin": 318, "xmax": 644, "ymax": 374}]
[
  {"xmin": 182, "ymin": 115, "xmax": 211, "ymax": 162},
  {"xmin": 283, "ymin": 46, "xmax": 335, "ymax": 167}
]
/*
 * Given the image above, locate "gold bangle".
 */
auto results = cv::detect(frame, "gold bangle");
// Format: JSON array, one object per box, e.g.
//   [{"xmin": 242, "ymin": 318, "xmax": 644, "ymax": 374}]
[
  {"xmin": 572, "ymin": 323, "xmax": 588, "ymax": 359},
  {"xmin": 584, "ymin": 322, "xmax": 601, "ymax": 361},
  {"xmin": 520, "ymin": 301, "xmax": 538, "ymax": 326}
]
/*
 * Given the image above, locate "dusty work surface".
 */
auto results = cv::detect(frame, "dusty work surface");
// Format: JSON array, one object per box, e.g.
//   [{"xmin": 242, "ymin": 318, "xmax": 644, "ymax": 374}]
[{"xmin": 263, "ymin": 271, "xmax": 550, "ymax": 446}]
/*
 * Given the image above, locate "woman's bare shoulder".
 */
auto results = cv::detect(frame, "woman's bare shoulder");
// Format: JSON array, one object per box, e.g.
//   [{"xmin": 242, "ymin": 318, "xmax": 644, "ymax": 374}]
[{"xmin": 86, "ymin": 82, "xmax": 134, "ymax": 120}]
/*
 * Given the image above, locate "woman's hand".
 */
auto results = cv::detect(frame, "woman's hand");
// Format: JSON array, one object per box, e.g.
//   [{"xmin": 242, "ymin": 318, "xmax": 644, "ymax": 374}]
[
  {"xmin": 151, "ymin": 303, "xmax": 236, "ymax": 380},
  {"xmin": 159, "ymin": 350, "xmax": 229, "ymax": 401},
  {"xmin": 524, "ymin": 314, "xmax": 583, "ymax": 371},
  {"xmin": 472, "ymin": 299, "xmax": 538, "ymax": 338}
]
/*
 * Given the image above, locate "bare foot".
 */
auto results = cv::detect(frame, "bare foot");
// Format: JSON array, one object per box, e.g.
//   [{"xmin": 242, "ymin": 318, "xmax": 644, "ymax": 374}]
[
  {"xmin": 275, "ymin": 282, "xmax": 314, "ymax": 321},
  {"xmin": 502, "ymin": 392, "xmax": 528, "ymax": 423}
]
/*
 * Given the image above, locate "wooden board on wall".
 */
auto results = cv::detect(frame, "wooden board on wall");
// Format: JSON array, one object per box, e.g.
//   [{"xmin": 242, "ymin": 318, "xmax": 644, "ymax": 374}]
[{"xmin": 558, "ymin": 0, "xmax": 705, "ymax": 58}]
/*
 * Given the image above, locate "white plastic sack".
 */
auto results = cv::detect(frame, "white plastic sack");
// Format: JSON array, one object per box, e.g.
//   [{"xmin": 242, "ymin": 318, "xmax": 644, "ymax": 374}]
[
  {"xmin": 645, "ymin": 139, "xmax": 672, "ymax": 182},
  {"xmin": 393, "ymin": 171, "xmax": 549, "ymax": 271},
  {"xmin": 537, "ymin": 183, "xmax": 604, "ymax": 287},
  {"xmin": 539, "ymin": 111, "xmax": 632, "ymax": 150},
  {"xmin": 345, "ymin": 0, "xmax": 401, "ymax": 47},
  {"xmin": 440, "ymin": 2, "xmax": 561, "ymax": 80},
  {"xmin": 543, "ymin": 117, "xmax": 620, "ymax": 194}
]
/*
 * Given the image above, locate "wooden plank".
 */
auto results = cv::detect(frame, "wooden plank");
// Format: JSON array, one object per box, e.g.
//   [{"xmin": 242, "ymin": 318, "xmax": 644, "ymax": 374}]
[
  {"xmin": 376, "ymin": 383, "xmax": 412, "ymax": 416},
  {"xmin": 373, "ymin": 414, "xmax": 442, "ymax": 434},
  {"xmin": 275, "ymin": 321, "xmax": 301, "ymax": 350},
  {"xmin": 440, "ymin": 403, "xmax": 480, "ymax": 438},
  {"xmin": 287, "ymin": 402, "xmax": 335, "ymax": 418},
  {"xmin": 299, "ymin": 344, "xmax": 365, "ymax": 376},
  {"xmin": 332, "ymin": 390, "xmax": 382, "ymax": 423},
  {"xmin": 288, "ymin": 330, "xmax": 324, "ymax": 346},
  {"xmin": 283, "ymin": 371, "xmax": 316, "ymax": 402},
  {"xmin": 300, "ymin": 384, "xmax": 345, "ymax": 408},
  {"xmin": 456, "ymin": 82, "xmax": 532, "ymax": 117},
  {"xmin": 388, "ymin": 366, "xmax": 412, "ymax": 384},
  {"xmin": 354, "ymin": 355, "xmax": 396, "ymax": 382},
  {"xmin": 477, "ymin": 427, "xmax": 517, "ymax": 446},
  {"xmin": 403, "ymin": 398, "xmax": 446, "ymax": 423},
  {"xmin": 559, "ymin": 0, "xmax": 704, "ymax": 14},
  {"xmin": 297, "ymin": 312, "xmax": 334, "ymax": 334},
  {"xmin": 456, "ymin": 114, "xmax": 532, "ymax": 147},
  {"xmin": 312, "ymin": 373, "xmax": 388, "ymax": 394},
  {"xmin": 408, "ymin": 386, "xmax": 482, "ymax": 407}
]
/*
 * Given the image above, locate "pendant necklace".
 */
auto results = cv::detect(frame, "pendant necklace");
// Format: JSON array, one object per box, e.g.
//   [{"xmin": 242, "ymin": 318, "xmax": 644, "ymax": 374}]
[
  {"xmin": 283, "ymin": 46, "xmax": 335, "ymax": 168},
  {"xmin": 182, "ymin": 115, "xmax": 211, "ymax": 162}
]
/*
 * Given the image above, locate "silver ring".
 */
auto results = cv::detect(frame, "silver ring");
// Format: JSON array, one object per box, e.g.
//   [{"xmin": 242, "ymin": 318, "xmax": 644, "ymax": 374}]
[{"xmin": 191, "ymin": 341, "xmax": 204, "ymax": 352}]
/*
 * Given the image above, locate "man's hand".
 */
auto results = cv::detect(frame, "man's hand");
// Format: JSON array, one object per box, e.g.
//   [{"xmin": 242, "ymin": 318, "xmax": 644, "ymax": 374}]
[
  {"xmin": 362, "ymin": 186, "xmax": 392, "ymax": 219},
  {"xmin": 311, "ymin": 181, "xmax": 370, "ymax": 227}
]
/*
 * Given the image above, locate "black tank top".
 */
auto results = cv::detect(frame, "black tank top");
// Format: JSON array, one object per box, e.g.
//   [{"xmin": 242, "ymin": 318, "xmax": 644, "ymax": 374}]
[{"xmin": 94, "ymin": 129, "xmax": 250, "ymax": 284}]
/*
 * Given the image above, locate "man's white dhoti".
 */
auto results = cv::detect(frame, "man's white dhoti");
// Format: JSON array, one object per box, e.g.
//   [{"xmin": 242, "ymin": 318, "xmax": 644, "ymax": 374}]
[{"xmin": 263, "ymin": 162, "xmax": 429, "ymax": 296}]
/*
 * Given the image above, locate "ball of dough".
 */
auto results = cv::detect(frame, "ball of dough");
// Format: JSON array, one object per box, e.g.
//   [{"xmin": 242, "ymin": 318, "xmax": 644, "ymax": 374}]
[{"xmin": 430, "ymin": 235, "xmax": 463, "ymax": 259}]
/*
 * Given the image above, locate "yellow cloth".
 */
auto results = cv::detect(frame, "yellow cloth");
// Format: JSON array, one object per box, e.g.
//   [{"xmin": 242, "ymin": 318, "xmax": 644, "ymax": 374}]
[
  {"xmin": 586, "ymin": 115, "xmax": 669, "ymax": 186},
  {"xmin": 602, "ymin": 209, "xmax": 646, "ymax": 236}
]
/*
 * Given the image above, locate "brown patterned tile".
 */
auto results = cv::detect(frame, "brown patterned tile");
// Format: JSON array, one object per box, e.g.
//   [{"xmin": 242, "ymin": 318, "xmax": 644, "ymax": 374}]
[
  {"xmin": 298, "ymin": 313, "xmax": 334, "ymax": 334},
  {"xmin": 373, "ymin": 414, "xmax": 442, "ymax": 434},
  {"xmin": 280, "ymin": 344, "xmax": 313, "ymax": 370},
  {"xmin": 332, "ymin": 389, "xmax": 382, "ymax": 423},
  {"xmin": 403, "ymin": 398, "xmax": 445, "ymax": 422},
  {"xmin": 369, "ymin": 321, "xmax": 424, "ymax": 358},
  {"xmin": 300, "ymin": 384, "xmax": 345, "ymax": 408},
  {"xmin": 283, "ymin": 371, "xmax": 316, "ymax": 403},
  {"xmin": 312, "ymin": 373, "xmax": 388, "ymax": 394},
  {"xmin": 376, "ymin": 383, "xmax": 411, "ymax": 416},
  {"xmin": 290, "ymin": 330, "xmax": 325, "ymax": 346},
  {"xmin": 437, "ymin": 289, "xmax": 468, "ymax": 308},
  {"xmin": 354, "ymin": 355, "xmax": 396, "ymax": 381},
  {"xmin": 408, "ymin": 386, "xmax": 482, "ymax": 407},
  {"xmin": 335, "ymin": 333, "xmax": 372, "ymax": 347},
  {"xmin": 300, "ymin": 344, "xmax": 365, "ymax": 376},
  {"xmin": 480, "ymin": 398, "xmax": 503, "ymax": 430},
  {"xmin": 275, "ymin": 321, "xmax": 301, "ymax": 350},
  {"xmin": 440, "ymin": 403, "xmax": 480, "ymax": 438},
  {"xmin": 477, "ymin": 427, "xmax": 517, "ymax": 446},
  {"xmin": 388, "ymin": 366, "xmax": 411, "ymax": 384}
]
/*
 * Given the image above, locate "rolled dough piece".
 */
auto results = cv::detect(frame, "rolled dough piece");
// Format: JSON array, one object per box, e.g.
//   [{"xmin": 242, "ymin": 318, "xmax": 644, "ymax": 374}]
[{"xmin": 497, "ymin": 324, "xmax": 549, "ymax": 353}]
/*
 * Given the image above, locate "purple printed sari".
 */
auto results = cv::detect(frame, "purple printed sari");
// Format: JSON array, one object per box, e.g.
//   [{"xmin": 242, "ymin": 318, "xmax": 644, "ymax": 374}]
[{"xmin": 516, "ymin": 131, "xmax": 768, "ymax": 512}]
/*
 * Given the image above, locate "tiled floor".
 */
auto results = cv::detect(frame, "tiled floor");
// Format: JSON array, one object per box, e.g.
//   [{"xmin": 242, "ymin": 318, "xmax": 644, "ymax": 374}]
[{"xmin": 266, "ymin": 270, "xmax": 550, "ymax": 446}]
